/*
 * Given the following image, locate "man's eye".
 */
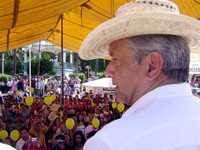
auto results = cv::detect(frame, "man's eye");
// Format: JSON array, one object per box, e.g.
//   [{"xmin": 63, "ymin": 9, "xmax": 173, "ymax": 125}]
[{"xmin": 112, "ymin": 58, "xmax": 117, "ymax": 62}]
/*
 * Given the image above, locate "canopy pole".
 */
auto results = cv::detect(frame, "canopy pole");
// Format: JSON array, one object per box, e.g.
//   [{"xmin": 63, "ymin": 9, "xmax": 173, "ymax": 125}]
[
  {"xmin": 96, "ymin": 59, "xmax": 99, "ymax": 73},
  {"xmin": 23, "ymin": 49, "xmax": 27, "ymax": 75},
  {"xmin": 63, "ymin": 52, "xmax": 66, "ymax": 63},
  {"xmin": 38, "ymin": 41, "xmax": 41, "ymax": 77},
  {"xmin": 2, "ymin": 53, "xmax": 4, "ymax": 74},
  {"xmin": 29, "ymin": 45, "xmax": 32, "ymax": 96},
  {"xmin": 70, "ymin": 51, "xmax": 73, "ymax": 65},
  {"xmin": 60, "ymin": 14, "xmax": 64, "ymax": 105},
  {"xmin": 13, "ymin": 49, "xmax": 16, "ymax": 76}
]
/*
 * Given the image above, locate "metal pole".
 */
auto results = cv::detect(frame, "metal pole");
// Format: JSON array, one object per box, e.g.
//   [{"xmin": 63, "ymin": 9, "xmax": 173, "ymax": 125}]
[
  {"xmin": 29, "ymin": 45, "xmax": 32, "ymax": 96},
  {"xmin": 63, "ymin": 51, "xmax": 66, "ymax": 63},
  {"xmin": 2, "ymin": 53, "xmax": 4, "ymax": 74},
  {"xmin": 103, "ymin": 59, "xmax": 106, "ymax": 70},
  {"xmin": 61, "ymin": 14, "xmax": 64, "ymax": 105},
  {"xmin": 95, "ymin": 59, "xmax": 99, "ymax": 73},
  {"xmin": 13, "ymin": 49, "xmax": 16, "ymax": 75},
  {"xmin": 38, "ymin": 41, "xmax": 41, "ymax": 77},
  {"xmin": 23, "ymin": 49, "xmax": 27, "ymax": 75},
  {"xmin": 70, "ymin": 51, "xmax": 73, "ymax": 65}
]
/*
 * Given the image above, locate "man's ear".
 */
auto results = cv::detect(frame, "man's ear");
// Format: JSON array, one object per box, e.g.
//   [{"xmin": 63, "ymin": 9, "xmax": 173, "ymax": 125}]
[{"xmin": 144, "ymin": 52, "xmax": 164, "ymax": 80}]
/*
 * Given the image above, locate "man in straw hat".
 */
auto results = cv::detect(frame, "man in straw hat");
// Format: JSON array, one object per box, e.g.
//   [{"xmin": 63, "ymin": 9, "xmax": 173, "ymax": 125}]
[{"xmin": 79, "ymin": 0, "xmax": 200, "ymax": 150}]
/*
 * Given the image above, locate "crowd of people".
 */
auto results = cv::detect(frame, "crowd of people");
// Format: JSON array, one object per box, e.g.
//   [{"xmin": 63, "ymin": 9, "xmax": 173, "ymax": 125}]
[
  {"xmin": 0, "ymin": 72, "xmax": 199, "ymax": 150},
  {"xmin": 0, "ymin": 75, "xmax": 81, "ymax": 98},
  {"xmin": 0, "ymin": 75, "xmax": 125, "ymax": 150}
]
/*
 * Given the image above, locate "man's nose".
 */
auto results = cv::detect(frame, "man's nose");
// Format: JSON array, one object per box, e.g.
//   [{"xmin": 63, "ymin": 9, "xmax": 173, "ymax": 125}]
[{"xmin": 105, "ymin": 63, "xmax": 114, "ymax": 78}]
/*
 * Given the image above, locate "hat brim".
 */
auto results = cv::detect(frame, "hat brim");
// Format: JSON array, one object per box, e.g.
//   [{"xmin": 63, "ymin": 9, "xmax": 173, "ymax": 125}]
[{"xmin": 79, "ymin": 12, "xmax": 200, "ymax": 60}]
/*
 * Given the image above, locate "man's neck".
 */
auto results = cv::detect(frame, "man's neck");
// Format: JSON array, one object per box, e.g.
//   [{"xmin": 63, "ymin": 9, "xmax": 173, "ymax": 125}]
[{"xmin": 130, "ymin": 76, "xmax": 179, "ymax": 105}]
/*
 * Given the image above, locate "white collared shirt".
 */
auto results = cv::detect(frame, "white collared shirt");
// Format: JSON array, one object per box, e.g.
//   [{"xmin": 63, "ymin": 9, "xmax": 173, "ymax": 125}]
[
  {"xmin": 0, "ymin": 143, "xmax": 15, "ymax": 150},
  {"xmin": 84, "ymin": 83, "xmax": 200, "ymax": 150}
]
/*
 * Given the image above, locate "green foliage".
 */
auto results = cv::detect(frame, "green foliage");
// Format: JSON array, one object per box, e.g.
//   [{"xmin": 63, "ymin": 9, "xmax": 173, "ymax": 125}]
[
  {"xmin": 3, "ymin": 50, "xmax": 55, "ymax": 76},
  {"xmin": 77, "ymin": 73, "xmax": 86, "ymax": 82},
  {"xmin": 31, "ymin": 52, "xmax": 55, "ymax": 75},
  {"xmin": 70, "ymin": 73, "xmax": 86, "ymax": 82},
  {"xmin": 2, "ymin": 49, "xmax": 108, "ymax": 77},
  {"xmin": 3, "ymin": 50, "xmax": 23, "ymax": 75},
  {"xmin": 0, "ymin": 74, "xmax": 11, "ymax": 82},
  {"xmin": 79, "ymin": 58, "xmax": 108, "ymax": 75},
  {"xmin": 96, "ymin": 72, "xmax": 105, "ymax": 78}
]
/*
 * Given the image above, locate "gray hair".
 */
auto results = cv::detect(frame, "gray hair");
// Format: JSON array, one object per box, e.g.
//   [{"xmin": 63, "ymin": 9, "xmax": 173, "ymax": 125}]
[{"xmin": 127, "ymin": 34, "xmax": 190, "ymax": 82}]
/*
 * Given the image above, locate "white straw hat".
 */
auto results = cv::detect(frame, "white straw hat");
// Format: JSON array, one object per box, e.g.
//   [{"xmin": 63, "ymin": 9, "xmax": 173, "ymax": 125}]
[{"xmin": 79, "ymin": 0, "xmax": 200, "ymax": 60}]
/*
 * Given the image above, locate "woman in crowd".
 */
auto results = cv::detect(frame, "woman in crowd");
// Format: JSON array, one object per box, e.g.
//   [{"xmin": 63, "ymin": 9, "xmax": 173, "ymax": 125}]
[{"xmin": 72, "ymin": 131, "xmax": 86, "ymax": 150}]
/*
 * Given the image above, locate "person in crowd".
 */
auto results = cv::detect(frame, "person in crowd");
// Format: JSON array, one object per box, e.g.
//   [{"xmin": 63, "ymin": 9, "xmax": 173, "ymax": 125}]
[
  {"xmin": 18, "ymin": 104, "xmax": 30, "ymax": 128},
  {"xmin": 29, "ymin": 118, "xmax": 48, "ymax": 149},
  {"xmin": 16, "ymin": 127, "xmax": 30, "ymax": 150},
  {"xmin": 22, "ymin": 137, "xmax": 45, "ymax": 150},
  {"xmin": 17, "ymin": 79, "xmax": 24, "ymax": 92},
  {"xmin": 72, "ymin": 131, "xmax": 86, "ymax": 150},
  {"xmin": 35, "ymin": 78, "xmax": 45, "ymax": 97},
  {"xmin": 52, "ymin": 134, "xmax": 72, "ymax": 150}
]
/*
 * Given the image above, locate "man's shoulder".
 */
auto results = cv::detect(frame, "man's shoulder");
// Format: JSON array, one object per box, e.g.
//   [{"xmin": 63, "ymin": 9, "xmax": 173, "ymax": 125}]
[
  {"xmin": 85, "ymin": 118, "xmax": 200, "ymax": 150},
  {"xmin": 96, "ymin": 118, "xmax": 127, "ymax": 137},
  {"xmin": 84, "ymin": 117, "xmax": 137, "ymax": 150}
]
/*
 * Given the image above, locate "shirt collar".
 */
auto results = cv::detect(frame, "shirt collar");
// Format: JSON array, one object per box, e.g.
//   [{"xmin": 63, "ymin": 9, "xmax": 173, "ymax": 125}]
[{"xmin": 123, "ymin": 83, "xmax": 193, "ymax": 117}]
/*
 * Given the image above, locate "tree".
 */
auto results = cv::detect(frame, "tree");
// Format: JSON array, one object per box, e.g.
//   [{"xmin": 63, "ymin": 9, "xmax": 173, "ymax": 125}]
[
  {"xmin": 3, "ymin": 49, "xmax": 23, "ymax": 75},
  {"xmin": 30, "ymin": 52, "xmax": 55, "ymax": 75},
  {"xmin": 2, "ymin": 50, "xmax": 55, "ymax": 76}
]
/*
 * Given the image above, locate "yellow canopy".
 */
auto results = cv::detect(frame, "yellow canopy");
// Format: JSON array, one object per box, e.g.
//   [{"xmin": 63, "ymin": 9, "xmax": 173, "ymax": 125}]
[{"xmin": 0, "ymin": 0, "xmax": 200, "ymax": 52}]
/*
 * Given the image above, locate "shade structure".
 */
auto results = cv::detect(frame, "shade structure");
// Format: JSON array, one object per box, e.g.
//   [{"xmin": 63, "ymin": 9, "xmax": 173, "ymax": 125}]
[
  {"xmin": 0, "ymin": 0, "xmax": 88, "ymax": 51},
  {"xmin": 82, "ymin": 78, "xmax": 116, "ymax": 88},
  {"xmin": 0, "ymin": 0, "xmax": 200, "ymax": 52}
]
